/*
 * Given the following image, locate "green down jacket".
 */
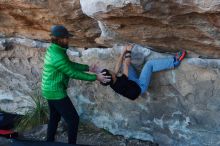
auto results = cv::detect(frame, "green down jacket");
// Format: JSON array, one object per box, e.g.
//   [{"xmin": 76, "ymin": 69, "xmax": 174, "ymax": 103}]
[{"xmin": 41, "ymin": 43, "xmax": 97, "ymax": 100}]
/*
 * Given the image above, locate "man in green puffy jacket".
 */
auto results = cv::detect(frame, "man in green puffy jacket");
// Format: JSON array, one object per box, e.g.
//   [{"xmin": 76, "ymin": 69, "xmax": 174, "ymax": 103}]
[{"xmin": 41, "ymin": 25, "xmax": 110, "ymax": 144}]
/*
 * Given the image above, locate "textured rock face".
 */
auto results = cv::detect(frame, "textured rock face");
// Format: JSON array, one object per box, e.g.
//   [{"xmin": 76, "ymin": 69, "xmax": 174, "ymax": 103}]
[
  {"xmin": 80, "ymin": 0, "xmax": 220, "ymax": 58},
  {"xmin": 0, "ymin": 41, "xmax": 220, "ymax": 145},
  {"xmin": 1, "ymin": 1, "xmax": 220, "ymax": 57},
  {"xmin": 0, "ymin": 0, "xmax": 100, "ymax": 47},
  {"xmin": 0, "ymin": 39, "xmax": 45, "ymax": 114},
  {"xmin": 1, "ymin": 0, "xmax": 220, "ymax": 145},
  {"xmin": 67, "ymin": 47, "xmax": 220, "ymax": 146}
]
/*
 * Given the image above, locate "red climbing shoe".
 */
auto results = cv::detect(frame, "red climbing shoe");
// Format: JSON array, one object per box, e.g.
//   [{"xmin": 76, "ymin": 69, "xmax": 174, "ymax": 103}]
[{"xmin": 175, "ymin": 50, "xmax": 187, "ymax": 61}]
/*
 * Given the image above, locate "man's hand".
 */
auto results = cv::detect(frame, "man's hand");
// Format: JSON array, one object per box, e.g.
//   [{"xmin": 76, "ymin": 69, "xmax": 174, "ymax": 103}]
[
  {"xmin": 96, "ymin": 72, "xmax": 111, "ymax": 83},
  {"xmin": 126, "ymin": 44, "xmax": 133, "ymax": 51},
  {"xmin": 123, "ymin": 58, "xmax": 131, "ymax": 66},
  {"xmin": 89, "ymin": 63, "xmax": 101, "ymax": 73},
  {"xmin": 122, "ymin": 44, "xmax": 133, "ymax": 55}
]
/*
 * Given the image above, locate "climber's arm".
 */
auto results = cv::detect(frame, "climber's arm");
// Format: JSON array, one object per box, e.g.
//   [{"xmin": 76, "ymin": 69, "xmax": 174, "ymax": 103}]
[
  {"xmin": 114, "ymin": 53, "xmax": 124, "ymax": 74},
  {"xmin": 114, "ymin": 45, "xmax": 129, "ymax": 74},
  {"xmin": 123, "ymin": 56, "xmax": 131, "ymax": 77}
]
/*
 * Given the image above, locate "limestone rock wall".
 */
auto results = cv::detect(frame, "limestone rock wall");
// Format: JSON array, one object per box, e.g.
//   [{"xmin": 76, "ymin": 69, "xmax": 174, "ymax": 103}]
[
  {"xmin": 68, "ymin": 47, "xmax": 220, "ymax": 146},
  {"xmin": 1, "ymin": 0, "xmax": 220, "ymax": 146},
  {"xmin": 0, "ymin": 40, "xmax": 220, "ymax": 145},
  {"xmin": 80, "ymin": 0, "xmax": 220, "ymax": 58},
  {"xmin": 1, "ymin": 1, "xmax": 220, "ymax": 57},
  {"xmin": 0, "ymin": 38, "xmax": 44, "ymax": 114},
  {"xmin": 0, "ymin": 0, "xmax": 100, "ymax": 47}
]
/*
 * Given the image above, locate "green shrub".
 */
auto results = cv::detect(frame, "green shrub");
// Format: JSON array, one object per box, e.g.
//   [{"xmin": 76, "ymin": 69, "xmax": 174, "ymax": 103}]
[{"xmin": 16, "ymin": 90, "xmax": 48, "ymax": 131}]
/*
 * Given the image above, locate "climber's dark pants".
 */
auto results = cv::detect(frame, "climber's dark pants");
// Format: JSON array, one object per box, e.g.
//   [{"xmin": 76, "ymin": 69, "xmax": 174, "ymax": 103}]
[{"xmin": 47, "ymin": 96, "xmax": 79, "ymax": 144}]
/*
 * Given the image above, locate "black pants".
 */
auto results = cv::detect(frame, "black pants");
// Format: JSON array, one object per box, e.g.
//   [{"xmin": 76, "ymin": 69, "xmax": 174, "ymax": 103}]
[{"xmin": 47, "ymin": 96, "xmax": 79, "ymax": 144}]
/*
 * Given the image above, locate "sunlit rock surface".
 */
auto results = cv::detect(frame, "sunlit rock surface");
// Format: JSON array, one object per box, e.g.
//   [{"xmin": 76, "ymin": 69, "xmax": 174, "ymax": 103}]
[
  {"xmin": 0, "ymin": 0, "xmax": 100, "ymax": 47},
  {"xmin": 1, "ymin": 1, "xmax": 220, "ymax": 57},
  {"xmin": 80, "ymin": 0, "xmax": 220, "ymax": 58}
]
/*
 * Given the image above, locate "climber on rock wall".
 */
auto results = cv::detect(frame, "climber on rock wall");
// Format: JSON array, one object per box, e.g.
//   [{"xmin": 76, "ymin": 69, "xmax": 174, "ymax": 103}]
[
  {"xmin": 99, "ymin": 44, "xmax": 186, "ymax": 100},
  {"xmin": 41, "ymin": 25, "xmax": 111, "ymax": 144}
]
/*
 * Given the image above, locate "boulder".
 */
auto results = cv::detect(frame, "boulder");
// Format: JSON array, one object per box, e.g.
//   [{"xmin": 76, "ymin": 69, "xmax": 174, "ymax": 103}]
[
  {"xmin": 1, "ymin": 1, "xmax": 220, "ymax": 57},
  {"xmin": 0, "ymin": 37, "xmax": 220, "ymax": 145},
  {"xmin": 80, "ymin": 0, "xmax": 220, "ymax": 58},
  {"xmin": 67, "ymin": 46, "xmax": 220, "ymax": 146}
]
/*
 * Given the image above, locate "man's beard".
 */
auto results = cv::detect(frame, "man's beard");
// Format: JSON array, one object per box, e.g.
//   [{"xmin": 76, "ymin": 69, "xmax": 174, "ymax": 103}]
[
  {"xmin": 60, "ymin": 43, "xmax": 68, "ymax": 49},
  {"xmin": 51, "ymin": 38, "xmax": 69, "ymax": 49}
]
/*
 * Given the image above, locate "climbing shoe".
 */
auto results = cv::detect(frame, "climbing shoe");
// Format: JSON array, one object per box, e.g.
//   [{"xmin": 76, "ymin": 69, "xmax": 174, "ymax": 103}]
[
  {"xmin": 173, "ymin": 50, "xmax": 187, "ymax": 67},
  {"xmin": 175, "ymin": 50, "xmax": 187, "ymax": 62}
]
